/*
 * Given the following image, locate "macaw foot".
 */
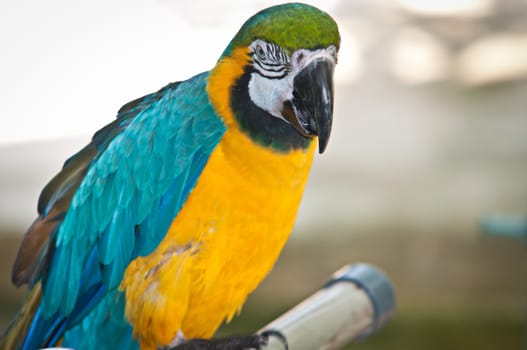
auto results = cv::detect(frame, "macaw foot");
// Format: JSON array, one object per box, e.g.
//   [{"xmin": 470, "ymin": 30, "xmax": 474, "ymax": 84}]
[{"xmin": 169, "ymin": 330, "xmax": 288, "ymax": 350}]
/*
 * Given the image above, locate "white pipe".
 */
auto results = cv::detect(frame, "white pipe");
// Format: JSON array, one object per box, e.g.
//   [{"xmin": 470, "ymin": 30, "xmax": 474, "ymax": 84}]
[{"xmin": 259, "ymin": 263, "xmax": 395, "ymax": 350}]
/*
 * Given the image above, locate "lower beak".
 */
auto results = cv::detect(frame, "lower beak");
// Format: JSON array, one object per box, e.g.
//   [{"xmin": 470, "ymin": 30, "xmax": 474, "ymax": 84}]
[{"xmin": 281, "ymin": 58, "xmax": 335, "ymax": 153}]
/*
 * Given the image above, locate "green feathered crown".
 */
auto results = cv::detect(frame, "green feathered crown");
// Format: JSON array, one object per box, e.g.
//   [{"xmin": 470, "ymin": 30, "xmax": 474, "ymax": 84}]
[{"xmin": 222, "ymin": 2, "xmax": 340, "ymax": 57}]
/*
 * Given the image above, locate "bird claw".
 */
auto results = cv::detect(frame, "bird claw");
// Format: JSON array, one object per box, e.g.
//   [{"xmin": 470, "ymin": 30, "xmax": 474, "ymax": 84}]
[
  {"xmin": 168, "ymin": 330, "xmax": 287, "ymax": 350},
  {"xmin": 258, "ymin": 329, "xmax": 288, "ymax": 350}
]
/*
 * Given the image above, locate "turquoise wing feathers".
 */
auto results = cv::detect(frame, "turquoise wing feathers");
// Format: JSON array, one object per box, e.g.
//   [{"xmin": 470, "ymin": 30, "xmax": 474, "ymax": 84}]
[
  {"xmin": 14, "ymin": 71, "xmax": 225, "ymax": 348},
  {"xmin": 46, "ymin": 71, "xmax": 225, "ymax": 314}
]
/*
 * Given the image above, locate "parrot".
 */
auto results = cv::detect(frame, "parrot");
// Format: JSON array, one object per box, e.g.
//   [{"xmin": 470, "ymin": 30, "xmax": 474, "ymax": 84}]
[{"xmin": 0, "ymin": 3, "xmax": 340, "ymax": 350}]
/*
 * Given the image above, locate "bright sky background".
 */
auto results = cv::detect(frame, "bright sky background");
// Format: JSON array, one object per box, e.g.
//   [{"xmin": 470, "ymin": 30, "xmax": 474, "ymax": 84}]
[
  {"xmin": 2, "ymin": 0, "xmax": 513, "ymax": 145},
  {"xmin": 1, "ymin": 0, "xmax": 526, "ymax": 233},
  {"xmin": 0, "ymin": 0, "xmax": 340, "ymax": 145}
]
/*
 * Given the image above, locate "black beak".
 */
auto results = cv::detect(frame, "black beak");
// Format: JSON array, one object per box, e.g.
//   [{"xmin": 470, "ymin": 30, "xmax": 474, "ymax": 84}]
[{"xmin": 281, "ymin": 58, "xmax": 335, "ymax": 153}]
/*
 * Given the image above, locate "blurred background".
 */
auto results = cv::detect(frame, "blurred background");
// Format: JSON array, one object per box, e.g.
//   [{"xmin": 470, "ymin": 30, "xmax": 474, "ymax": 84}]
[{"xmin": 1, "ymin": 0, "xmax": 526, "ymax": 349}]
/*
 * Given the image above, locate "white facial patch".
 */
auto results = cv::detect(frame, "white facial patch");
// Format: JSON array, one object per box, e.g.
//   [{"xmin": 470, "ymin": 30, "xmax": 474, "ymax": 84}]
[
  {"xmin": 247, "ymin": 42, "xmax": 337, "ymax": 121},
  {"xmin": 248, "ymin": 72, "xmax": 293, "ymax": 119}
]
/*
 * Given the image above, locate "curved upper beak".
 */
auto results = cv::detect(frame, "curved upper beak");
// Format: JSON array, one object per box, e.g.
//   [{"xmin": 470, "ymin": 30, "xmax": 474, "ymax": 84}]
[{"xmin": 281, "ymin": 58, "xmax": 335, "ymax": 153}]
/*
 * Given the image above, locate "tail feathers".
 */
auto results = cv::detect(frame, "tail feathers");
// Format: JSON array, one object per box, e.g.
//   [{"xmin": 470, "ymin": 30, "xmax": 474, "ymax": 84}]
[
  {"xmin": 0, "ymin": 284, "xmax": 41, "ymax": 350},
  {"xmin": 1, "ymin": 283, "xmax": 69, "ymax": 350}
]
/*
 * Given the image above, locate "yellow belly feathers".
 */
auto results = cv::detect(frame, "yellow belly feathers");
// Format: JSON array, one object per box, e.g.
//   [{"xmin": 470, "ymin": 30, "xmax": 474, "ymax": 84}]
[{"xmin": 120, "ymin": 47, "xmax": 317, "ymax": 349}]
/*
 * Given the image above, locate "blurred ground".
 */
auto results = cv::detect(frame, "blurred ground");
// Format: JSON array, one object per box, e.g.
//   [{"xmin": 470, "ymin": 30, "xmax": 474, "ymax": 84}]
[{"xmin": 1, "ymin": 0, "xmax": 527, "ymax": 349}]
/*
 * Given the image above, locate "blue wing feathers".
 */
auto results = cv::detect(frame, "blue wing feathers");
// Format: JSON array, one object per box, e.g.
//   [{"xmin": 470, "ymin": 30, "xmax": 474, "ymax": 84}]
[
  {"xmin": 24, "ymin": 72, "xmax": 225, "ymax": 348},
  {"xmin": 24, "ymin": 249, "xmax": 106, "ymax": 350},
  {"xmin": 62, "ymin": 290, "xmax": 139, "ymax": 350}
]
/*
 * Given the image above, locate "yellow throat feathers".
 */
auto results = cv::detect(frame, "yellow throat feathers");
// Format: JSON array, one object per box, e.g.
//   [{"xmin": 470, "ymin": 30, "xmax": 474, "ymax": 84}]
[{"xmin": 120, "ymin": 46, "xmax": 317, "ymax": 349}]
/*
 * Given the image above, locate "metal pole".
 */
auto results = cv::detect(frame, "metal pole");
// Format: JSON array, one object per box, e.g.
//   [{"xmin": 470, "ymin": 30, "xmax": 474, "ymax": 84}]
[{"xmin": 259, "ymin": 263, "xmax": 395, "ymax": 350}]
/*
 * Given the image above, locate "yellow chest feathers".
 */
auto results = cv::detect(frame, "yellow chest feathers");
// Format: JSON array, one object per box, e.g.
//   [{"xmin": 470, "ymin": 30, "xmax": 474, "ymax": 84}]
[{"xmin": 120, "ymin": 77, "xmax": 316, "ymax": 348}]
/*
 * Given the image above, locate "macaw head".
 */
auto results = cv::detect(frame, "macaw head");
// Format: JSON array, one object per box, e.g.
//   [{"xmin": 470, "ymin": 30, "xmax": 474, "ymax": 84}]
[{"xmin": 208, "ymin": 3, "xmax": 340, "ymax": 153}]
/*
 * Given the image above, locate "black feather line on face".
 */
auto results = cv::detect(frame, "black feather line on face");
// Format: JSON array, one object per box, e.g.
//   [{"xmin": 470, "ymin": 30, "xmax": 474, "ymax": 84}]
[
  {"xmin": 250, "ymin": 42, "xmax": 291, "ymax": 74},
  {"xmin": 253, "ymin": 59, "xmax": 289, "ymax": 73},
  {"xmin": 253, "ymin": 59, "xmax": 288, "ymax": 69},
  {"xmin": 252, "ymin": 70, "xmax": 289, "ymax": 80},
  {"xmin": 230, "ymin": 66, "xmax": 311, "ymax": 152}
]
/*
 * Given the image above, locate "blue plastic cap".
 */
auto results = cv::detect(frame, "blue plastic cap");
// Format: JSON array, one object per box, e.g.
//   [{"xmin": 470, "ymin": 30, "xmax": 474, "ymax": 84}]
[{"xmin": 325, "ymin": 263, "xmax": 396, "ymax": 338}]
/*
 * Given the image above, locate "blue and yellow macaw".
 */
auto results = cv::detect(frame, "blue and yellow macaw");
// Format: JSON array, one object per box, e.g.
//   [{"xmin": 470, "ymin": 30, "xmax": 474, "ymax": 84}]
[{"xmin": 1, "ymin": 3, "xmax": 340, "ymax": 350}]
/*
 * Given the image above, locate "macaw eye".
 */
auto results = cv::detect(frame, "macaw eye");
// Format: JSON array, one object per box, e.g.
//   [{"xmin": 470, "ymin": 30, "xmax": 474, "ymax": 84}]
[{"xmin": 255, "ymin": 45, "xmax": 266, "ymax": 60}]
